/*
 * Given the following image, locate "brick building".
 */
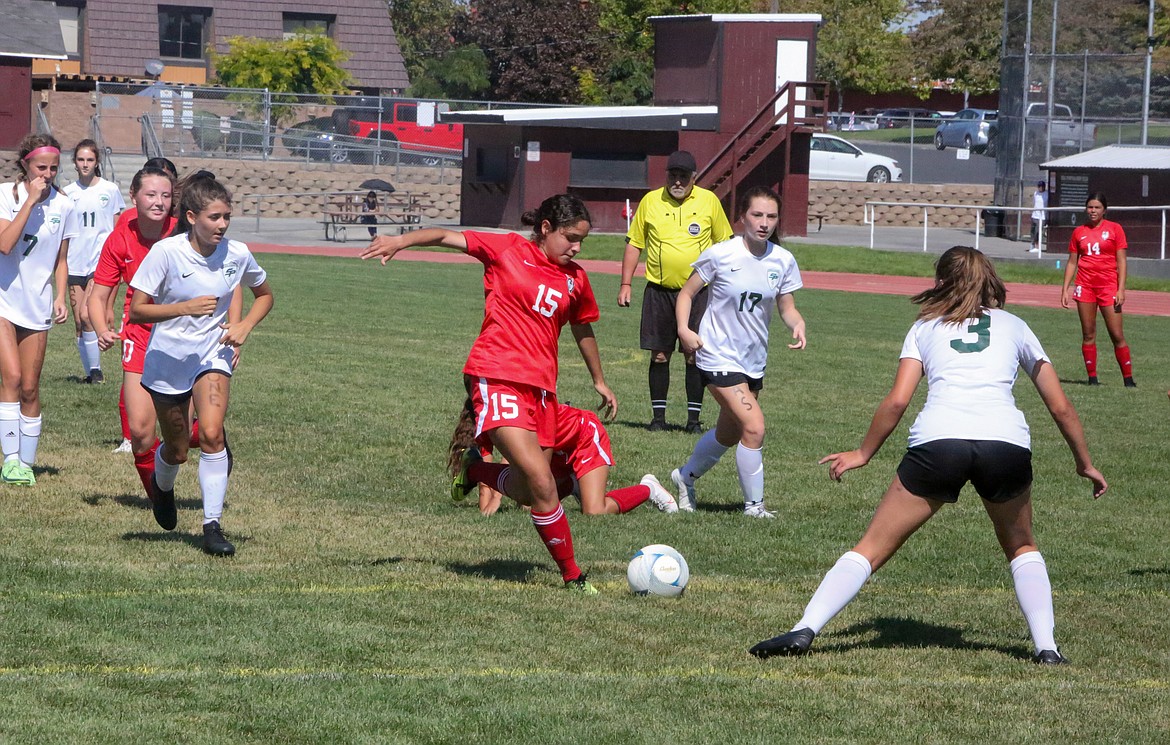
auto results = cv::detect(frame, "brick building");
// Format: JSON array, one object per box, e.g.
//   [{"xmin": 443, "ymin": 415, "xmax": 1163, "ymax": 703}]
[{"xmin": 30, "ymin": 0, "xmax": 407, "ymax": 91}]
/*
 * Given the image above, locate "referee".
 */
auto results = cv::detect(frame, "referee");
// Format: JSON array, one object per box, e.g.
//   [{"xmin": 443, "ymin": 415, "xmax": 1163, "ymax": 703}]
[{"xmin": 618, "ymin": 151, "xmax": 733, "ymax": 432}]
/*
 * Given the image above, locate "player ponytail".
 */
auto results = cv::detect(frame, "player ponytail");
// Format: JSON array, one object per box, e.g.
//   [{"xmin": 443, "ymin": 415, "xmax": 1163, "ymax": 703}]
[
  {"xmin": 72, "ymin": 139, "xmax": 102, "ymax": 177},
  {"xmin": 448, "ymin": 394, "xmax": 478, "ymax": 478},
  {"xmin": 520, "ymin": 194, "xmax": 591, "ymax": 244},
  {"xmin": 912, "ymin": 246, "xmax": 1006, "ymax": 325}
]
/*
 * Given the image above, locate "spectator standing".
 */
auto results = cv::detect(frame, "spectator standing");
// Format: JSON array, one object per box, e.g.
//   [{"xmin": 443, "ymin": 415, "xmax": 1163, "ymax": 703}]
[
  {"xmin": 618, "ymin": 151, "xmax": 733, "ymax": 433},
  {"xmin": 1030, "ymin": 181, "xmax": 1048, "ymax": 253}
]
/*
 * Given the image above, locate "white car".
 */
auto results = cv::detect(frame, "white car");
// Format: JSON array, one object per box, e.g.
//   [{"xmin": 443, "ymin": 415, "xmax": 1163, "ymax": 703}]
[{"xmin": 809, "ymin": 133, "xmax": 902, "ymax": 183}]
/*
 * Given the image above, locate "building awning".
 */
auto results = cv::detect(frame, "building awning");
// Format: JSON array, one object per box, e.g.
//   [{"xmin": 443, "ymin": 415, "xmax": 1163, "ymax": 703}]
[
  {"xmin": 648, "ymin": 14, "xmax": 822, "ymax": 24},
  {"xmin": 1042, "ymin": 145, "xmax": 1170, "ymax": 171},
  {"xmin": 0, "ymin": 0, "xmax": 67, "ymax": 59},
  {"xmin": 443, "ymin": 105, "xmax": 720, "ymax": 131}
]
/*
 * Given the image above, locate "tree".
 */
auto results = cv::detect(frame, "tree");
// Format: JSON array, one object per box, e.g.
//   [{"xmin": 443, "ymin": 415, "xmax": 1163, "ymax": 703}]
[
  {"xmin": 907, "ymin": 0, "xmax": 1001, "ymax": 97},
  {"xmin": 388, "ymin": 0, "xmax": 491, "ymax": 99},
  {"xmin": 211, "ymin": 35, "xmax": 352, "ymax": 124}
]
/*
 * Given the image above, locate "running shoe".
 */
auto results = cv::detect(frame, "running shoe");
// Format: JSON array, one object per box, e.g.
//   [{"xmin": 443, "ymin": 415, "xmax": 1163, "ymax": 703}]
[
  {"xmin": 564, "ymin": 574, "xmax": 599, "ymax": 595},
  {"xmin": 1, "ymin": 459, "xmax": 32, "ymax": 486},
  {"xmin": 744, "ymin": 502, "xmax": 776, "ymax": 519},
  {"xmin": 150, "ymin": 474, "xmax": 178, "ymax": 531},
  {"xmin": 749, "ymin": 628, "xmax": 816, "ymax": 658},
  {"xmin": 112, "ymin": 438, "xmax": 132, "ymax": 454},
  {"xmin": 670, "ymin": 468, "xmax": 697, "ymax": 512},
  {"xmin": 202, "ymin": 520, "xmax": 236, "ymax": 557},
  {"xmin": 641, "ymin": 474, "xmax": 678, "ymax": 513},
  {"xmin": 450, "ymin": 446, "xmax": 482, "ymax": 502}
]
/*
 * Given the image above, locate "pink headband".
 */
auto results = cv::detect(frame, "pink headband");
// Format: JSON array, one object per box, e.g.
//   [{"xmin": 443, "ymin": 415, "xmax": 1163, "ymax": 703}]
[{"xmin": 23, "ymin": 146, "xmax": 60, "ymax": 161}]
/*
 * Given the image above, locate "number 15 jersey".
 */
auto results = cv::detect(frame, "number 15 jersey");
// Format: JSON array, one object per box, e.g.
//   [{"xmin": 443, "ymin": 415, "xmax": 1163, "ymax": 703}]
[{"xmin": 462, "ymin": 231, "xmax": 599, "ymax": 393}]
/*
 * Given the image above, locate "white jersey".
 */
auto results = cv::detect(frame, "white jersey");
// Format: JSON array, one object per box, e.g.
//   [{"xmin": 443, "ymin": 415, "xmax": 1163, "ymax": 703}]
[
  {"xmin": 691, "ymin": 236, "xmax": 802, "ymax": 378},
  {"xmin": 901, "ymin": 308, "xmax": 1049, "ymax": 450},
  {"xmin": 0, "ymin": 183, "xmax": 78, "ymax": 330},
  {"xmin": 130, "ymin": 233, "xmax": 267, "ymax": 395},
  {"xmin": 62, "ymin": 178, "xmax": 125, "ymax": 276}
]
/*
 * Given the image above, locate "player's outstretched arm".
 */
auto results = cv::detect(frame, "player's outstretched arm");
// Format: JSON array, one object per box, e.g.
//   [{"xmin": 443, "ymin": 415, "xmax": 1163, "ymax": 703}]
[
  {"xmin": 820, "ymin": 358, "xmax": 922, "ymax": 481},
  {"xmin": 675, "ymin": 272, "xmax": 704, "ymax": 354},
  {"xmin": 1030, "ymin": 360, "xmax": 1108, "ymax": 499},
  {"xmin": 360, "ymin": 228, "xmax": 468, "ymax": 265},
  {"xmin": 777, "ymin": 292, "xmax": 806, "ymax": 349}
]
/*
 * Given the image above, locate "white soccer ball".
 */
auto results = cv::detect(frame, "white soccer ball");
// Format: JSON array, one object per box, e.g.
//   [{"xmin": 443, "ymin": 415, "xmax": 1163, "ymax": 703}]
[{"xmin": 626, "ymin": 544, "xmax": 689, "ymax": 597}]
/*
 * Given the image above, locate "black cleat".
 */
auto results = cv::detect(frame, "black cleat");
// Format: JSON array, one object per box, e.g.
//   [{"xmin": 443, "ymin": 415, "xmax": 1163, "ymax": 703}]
[
  {"xmin": 88, "ymin": 368, "xmax": 104, "ymax": 384},
  {"xmin": 648, "ymin": 418, "xmax": 668, "ymax": 432},
  {"xmin": 202, "ymin": 520, "xmax": 236, "ymax": 557},
  {"xmin": 1033, "ymin": 649, "xmax": 1068, "ymax": 665},
  {"xmin": 1087, "ymin": 376, "xmax": 1100, "ymax": 386},
  {"xmin": 1124, "ymin": 376, "xmax": 1136, "ymax": 388},
  {"xmin": 749, "ymin": 628, "xmax": 816, "ymax": 658},
  {"xmin": 684, "ymin": 420, "xmax": 705, "ymax": 434},
  {"xmin": 150, "ymin": 474, "xmax": 178, "ymax": 531}
]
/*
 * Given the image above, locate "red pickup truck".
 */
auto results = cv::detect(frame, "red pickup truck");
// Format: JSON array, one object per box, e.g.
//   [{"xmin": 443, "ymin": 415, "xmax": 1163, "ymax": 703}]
[{"xmin": 332, "ymin": 99, "xmax": 462, "ymax": 165}]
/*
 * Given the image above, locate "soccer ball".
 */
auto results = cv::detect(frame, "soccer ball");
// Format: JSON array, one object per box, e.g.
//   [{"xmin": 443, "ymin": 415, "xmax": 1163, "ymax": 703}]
[{"xmin": 626, "ymin": 544, "xmax": 689, "ymax": 597}]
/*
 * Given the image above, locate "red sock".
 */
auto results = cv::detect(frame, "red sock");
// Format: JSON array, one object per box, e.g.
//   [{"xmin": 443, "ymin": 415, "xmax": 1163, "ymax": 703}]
[
  {"xmin": 133, "ymin": 440, "xmax": 159, "ymax": 499},
  {"xmin": 188, "ymin": 419, "xmax": 200, "ymax": 449},
  {"xmin": 530, "ymin": 505, "xmax": 581, "ymax": 582},
  {"xmin": 468, "ymin": 460, "xmax": 506, "ymax": 490},
  {"xmin": 1114, "ymin": 345, "xmax": 1133, "ymax": 377},
  {"xmin": 606, "ymin": 484, "xmax": 650, "ymax": 513},
  {"xmin": 118, "ymin": 386, "xmax": 130, "ymax": 441},
  {"xmin": 1081, "ymin": 343, "xmax": 1098, "ymax": 377}
]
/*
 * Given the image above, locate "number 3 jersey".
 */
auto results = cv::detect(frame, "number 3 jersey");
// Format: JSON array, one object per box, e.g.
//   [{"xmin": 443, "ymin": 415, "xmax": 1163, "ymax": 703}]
[
  {"xmin": 901, "ymin": 308, "xmax": 1049, "ymax": 450},
  {"xmin": 0, "ymin": 183, "xmax": 79, "ymax": 330},
  {"xmin": 130, "ymin": 233, "xmax": 266, "ymax": 395},
  {"xmin": 462, "ymin": 231, "xmax": 598, "ymax": 393},
  {"xmin": 691, "ymin": 236, "xmax": 802, "ymax": 378}
]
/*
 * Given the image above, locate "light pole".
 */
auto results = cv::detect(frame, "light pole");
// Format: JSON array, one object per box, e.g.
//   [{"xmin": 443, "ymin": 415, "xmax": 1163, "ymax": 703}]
[{"xmin": 1142, "ymin": 0, "xmax": 1155, "ymax": 145}]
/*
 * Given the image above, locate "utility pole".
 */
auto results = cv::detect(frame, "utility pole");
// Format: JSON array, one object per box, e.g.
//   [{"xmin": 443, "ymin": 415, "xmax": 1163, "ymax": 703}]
[{"xmin": 1142, "ymin": 0, "xmax": 1155, "ymax": 145}]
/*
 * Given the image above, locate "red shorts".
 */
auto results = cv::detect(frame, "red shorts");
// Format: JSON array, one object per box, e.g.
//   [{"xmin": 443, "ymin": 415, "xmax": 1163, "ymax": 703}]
[
  {"xmin": 468, "ymin": 377, "xmax": 558, "ymax": 449},
  {"xmin": 1071, "ymin": 282, "xmax": 1119, "ymax": 308},
  {"xmin": 552, "ymin": 408, "xmax": 614, "ymax": 479},
  {"xmin": 120, "ymin": 323, "xmax": 150, "ymax": 374}
]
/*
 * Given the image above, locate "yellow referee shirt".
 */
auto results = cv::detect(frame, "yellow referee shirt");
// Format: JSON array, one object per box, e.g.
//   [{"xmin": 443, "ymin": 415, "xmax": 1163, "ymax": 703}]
[{"xmin": 626, "ymin": 186, "xmax": 733, "ymax": 290}]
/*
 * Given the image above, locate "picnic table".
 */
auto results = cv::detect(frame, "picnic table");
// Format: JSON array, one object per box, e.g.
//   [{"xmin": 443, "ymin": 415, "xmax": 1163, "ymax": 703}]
[{"xmin": 321, "ymin": 192, "xmax": 423, "ymax": 242}]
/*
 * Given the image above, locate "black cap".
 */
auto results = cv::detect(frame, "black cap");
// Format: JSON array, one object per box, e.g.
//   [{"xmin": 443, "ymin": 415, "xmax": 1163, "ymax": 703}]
[
  {"xmin": 667, "ymin": 151, "xmax": 697, "ymax": 172},
  {"xmin": 1037, "ymin": 180, "xmax": 1046, "ymax": 187}
]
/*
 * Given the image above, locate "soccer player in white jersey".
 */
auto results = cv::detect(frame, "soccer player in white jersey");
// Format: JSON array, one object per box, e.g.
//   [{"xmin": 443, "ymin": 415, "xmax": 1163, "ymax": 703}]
[
  {"xmin": 129, "ymin": 175, "xmax": 273, "ymax": 556},
  {"xmin": 0, "ymin": 134, "xmax": 76, "ymax": 485},
  {"xmin": 668, "ymin": 187, "xmax": 806, "ymax": 518},
  {"xmin": 63, "ymin": 139, "xmax": 125, "ymax": 384},
  {"xmin": 750, "ymin": 246, "xmax": 1108, "ymax": 665}
]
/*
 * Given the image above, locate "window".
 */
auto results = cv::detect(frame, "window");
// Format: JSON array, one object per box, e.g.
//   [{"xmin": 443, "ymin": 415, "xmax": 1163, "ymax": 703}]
[
  {"xmin": 159, "ymin": 6, "xmax": 210, "ymax": 60},
  {"xmin": 569, "ymin": 152, "xmax": 647, "ymax": 188},
  {"xmin": 56, "ymin": 1, "xmax": 84, "ymax": 58},
  {"xmin": 475, "ymin": 148, "xmax": 509, "ymax": 183},
  {"xmin": 283, "ymin": 13, "xmax": 334, "ymax": 39}
]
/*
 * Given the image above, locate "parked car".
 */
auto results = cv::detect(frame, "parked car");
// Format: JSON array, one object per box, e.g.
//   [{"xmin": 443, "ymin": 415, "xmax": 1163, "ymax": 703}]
[
  {"xmin": 874, "ymin": 108, "xmax": 942, "ymax": 129},
  {"xmin": 281, "ymin": 116, "xmax": 359, "ymax": 163},
  {"xmin": 827, "ymin": 111, "xmax": 879, "ymax": 132},
  {"xmin": 809, "ymin": 133, "xmax": 902, "ymax": 183},
  {"xmin": 934, "ymin": 108, "xmax": 998, "ymax": 154},
  {"xmin": 1017, "ymin": 103, "xmax": 1097, "ymax": 160},
  {"xmin": 332, "ymin": 97, "xmax": 462, "ymax": 165}
]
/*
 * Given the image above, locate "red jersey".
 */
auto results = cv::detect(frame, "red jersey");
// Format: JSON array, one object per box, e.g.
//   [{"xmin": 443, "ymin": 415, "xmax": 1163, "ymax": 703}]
[
  {"xmin": 1069, "ymin": 219, "xmax": 1126, "ymax": 287},
  {"xmin": 462, "ymin": 231, "xmax": 599, "ymax": 392},
  {"xmin": 94, "ymin": 213, "xmax": 177, "ymax": 323}
]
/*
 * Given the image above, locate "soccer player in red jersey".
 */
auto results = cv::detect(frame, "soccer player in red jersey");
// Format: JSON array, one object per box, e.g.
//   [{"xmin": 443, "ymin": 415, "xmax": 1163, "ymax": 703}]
[
  {"xmin": 1060, "ymin": 193, "xmax": 1135, "ymax": 387},
  {"xmin": 88, "ymin": 166, "xmax": 176, "ymax": 501},
  {"xmin": 362, "ymin": 194, "xmax": 619, "ymax": 593},
  {"xmin": 448, "ymin": 396, "xmax": 677, "ymax": 516}
]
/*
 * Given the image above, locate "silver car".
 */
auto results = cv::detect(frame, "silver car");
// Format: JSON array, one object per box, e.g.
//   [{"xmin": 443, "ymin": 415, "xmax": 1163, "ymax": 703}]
[{"xmin": 934, "ymin": 109, "xmax": 998, "ymax": 154}]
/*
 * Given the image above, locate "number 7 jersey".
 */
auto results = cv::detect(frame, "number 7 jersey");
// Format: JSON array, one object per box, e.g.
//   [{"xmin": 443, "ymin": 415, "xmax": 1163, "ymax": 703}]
[
  {"xmin": 462, "ymin": 231, "xmax": 599, "ymax": 392},
  {"xmin": 0, "ymin": 183, "xmax": 79, "ymax": 330}
]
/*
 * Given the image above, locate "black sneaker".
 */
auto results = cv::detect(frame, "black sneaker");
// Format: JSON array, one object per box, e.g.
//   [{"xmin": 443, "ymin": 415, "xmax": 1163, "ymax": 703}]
[
  {"xmin": 1033, "ymin": 649, "xmax": 1068, "ymax": 665},
  {"xmin": 648, "ymin": 418, "xmax": 668, "ymax": 432},
  {"xmin": 202, "ymin": 520, "xmax": 236, "ymax": 557},
  {"xmin": 88, "ymin": 368, "xmax": 104, "ymax": 384},
  {"xmin": 749, "ymin": 627, "xmax": 816, "ymax": 658},
  {"xmin": 684, "ymin": 420, "xmax": 705, "ymax": 434},
  {"xmin": 1087, "ymin": 376, "xmax": 1100, "ymax": 386},
  {"xmin": 1124, "ymin": 376, "xmax": 1137, "ymax": 388},
  {"xmin": 150, "ymin": 474, "xmax": 178, "ymax": 531}
]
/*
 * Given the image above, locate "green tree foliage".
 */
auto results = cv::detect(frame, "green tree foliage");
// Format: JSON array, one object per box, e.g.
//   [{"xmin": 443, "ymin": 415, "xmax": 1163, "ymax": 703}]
[
  {"xmin": 907, "ymin": 0, "xmax": 1001, "ymax": 95},
  {"xmin": 212, "ymin": 35, "xmax": 352, "ymax": 124},
  {"xmin": 388, "ymin": 0, "xmax": 491, "ymax": 98}
]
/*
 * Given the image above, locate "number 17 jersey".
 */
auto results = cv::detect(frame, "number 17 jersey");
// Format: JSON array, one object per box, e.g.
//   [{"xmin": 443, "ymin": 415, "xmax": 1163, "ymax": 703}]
[{"xmin": 462, "ymin": 231, "xmax": 598, "ymax": 393}]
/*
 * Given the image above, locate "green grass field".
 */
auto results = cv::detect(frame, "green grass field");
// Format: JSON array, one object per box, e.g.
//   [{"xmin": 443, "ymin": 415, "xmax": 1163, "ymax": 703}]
[{"xmin": 2, "ymin": 252, "xmax": 1168, "ymax": 743}]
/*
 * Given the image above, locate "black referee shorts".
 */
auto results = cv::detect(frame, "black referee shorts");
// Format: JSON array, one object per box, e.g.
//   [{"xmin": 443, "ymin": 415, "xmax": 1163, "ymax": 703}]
[
  {"xmin": 640, "ymin": 282, "xmax": 708, "ymax": 352},
  {"xmin": 896, "ymin": 439, "xmax": 1033, "ymax": 504}
]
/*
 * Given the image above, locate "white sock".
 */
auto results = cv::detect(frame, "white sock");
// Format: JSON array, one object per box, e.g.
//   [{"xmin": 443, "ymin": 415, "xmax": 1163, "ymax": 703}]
[
  {"xmin": 794, "ymin": 551, "xmax": 873, "ymax": 634},
  {"xmin": 77, "ymin": 336, "xmax": 89, "ymax": 374},
  {"xmin": 736, "ymin": 443, "xmax": 764, "ymax": 505},
  {"xmin": 1010, "ymin": 551, "xmax": 1058, "ymax": 654},
  {"xmin": 681, "ymin": 429, "xmax": 729, "ymax": 483},
  {"xmin": 198, "ymin": 448, "xmax": 230, "ymax": 523},
  {"xmin": 81, "ymin": 331, "xmax": 100, "ymax": 372},
  {"xmin": 0, "ymin": 402, "xmax": 19, "ymax": 459},
  {"xmin": 154, "ymin": 447, "xmax": 181, "ymax": 490},
  {"xmin": 18, "ymin": 413, "xmax": 41, "ymax": 467}
]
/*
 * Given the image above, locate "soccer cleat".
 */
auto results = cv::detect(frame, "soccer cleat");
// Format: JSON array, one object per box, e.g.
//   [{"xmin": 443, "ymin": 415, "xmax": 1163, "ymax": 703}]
[
  {"xmin": 1124, "ymin": 376, "xmax": 1137, "ymax": 388},
  {"xmin": 112, "ymin": 438, "xmax": 133, "ymax": 454},
  {"xmin": 1087, "ymin": 376, "xmax": 1100, "ymax": 386},
  {"xmin": 150, "ymin": 474, "xmax": 178, "ymax": 531},
  {"xmin": 88, "ymin": 368, "xmax": 105, "ymax": 384},
  {"xmin": 16, "ymin": 463, "xmax": 35, "ymax": 486},
  {"xmin": 684, "ymin": 420, "xmax": 705, "ymax": 434},
  {"xmin": 1, "ymin": 459, "xmax": 32, "ymax": 485},
  {"xmin": 450, "ymin": 446, "xmax": 482, "ymax": 502},
  {"xmin": 648, "ymin": 417, "xmax": 668, "ymax": 432},
  {"xmin": 749, "ymin": 628, "xmax": 816, "ymax": 658},
  {"xmin": 744, "ymin": 502, "xmax": 776, "ymax": 519},
  {"xmin": 202, "ymin": 520, "xmax": 236, "ymax": 557},
  {"xmin": 641, "ymin": 474, "xmax": 678, "ymax": 513},
  {"xmin": 1033, "ymin": 649, "xmax": 1068, "ymax": 665},
  {"xmin": 670, "ymin": 468, "xmax": 697, "ymax": 512},
  {"xmin": 563, "ymin": 574, "xmax": 599, "ymax": 595}
]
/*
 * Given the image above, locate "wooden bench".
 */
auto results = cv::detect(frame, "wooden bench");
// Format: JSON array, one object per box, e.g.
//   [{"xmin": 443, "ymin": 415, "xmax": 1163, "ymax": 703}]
[
  {"xmin": 808, "ymin": 212, "xmax": 826, "ymax": 232},
  {"xmin": 320, "ymin": 193, "xmax": 423, "ymax": 242}
]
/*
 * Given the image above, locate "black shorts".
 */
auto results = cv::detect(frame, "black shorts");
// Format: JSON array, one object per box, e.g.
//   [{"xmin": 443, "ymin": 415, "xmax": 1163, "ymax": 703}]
[
  {"xmin": 896, "ymin": 439, "xmax": 1033, "ymax": 504},
  {"xmin": 142, "ymin": 369, "xmax": 230, "ymax": 408},
  {"xmin": 700, "ymin": 369, "xmax": 763, "ymax": 392},
  {"xmin": 68, "ymin": 274, "xmax": 94, "ymax": 288},
  {"xmin": 640, "ymin": 282, "xmax": 708, "ymax": 352}
]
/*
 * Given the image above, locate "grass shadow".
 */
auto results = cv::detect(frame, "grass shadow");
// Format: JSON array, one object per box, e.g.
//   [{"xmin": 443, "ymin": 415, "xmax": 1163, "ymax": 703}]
[
  {"xmin": 445, "ymin": 559, "xmax": 542, "ymax": 583},
  {"xmin": 31, "ymin": 464, "xmax": 61, "ymax": 477},
  {"xmin": 83, "ymin": 492, "xmax": 151, "ymax": 510},
  {"xmin": 1128, "ymin": 567, "xmax": 1170, "ymax": 577},
  {"xmin": 121, "ymin": 529, "xmax": 250, "ymax": 553},
  {"xmin": 820, "ymin": 616, "xmax": 1031, "ymax": 660},
  {"xmin": 1060, "ymin": 377, "xmax": 1100, "ymax": 386}
]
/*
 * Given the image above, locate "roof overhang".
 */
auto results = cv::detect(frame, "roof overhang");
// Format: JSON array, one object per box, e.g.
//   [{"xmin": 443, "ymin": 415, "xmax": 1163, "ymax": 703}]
[
  {"xmin": 648, "ymin": 13, "xmax": 822, "ymax": 24},
  {"xmin": 1042, "ymin": 145, "xmax": 1170, "ymax": 171},
  {"xmin": 0, "ymin": 0, "xmax": 68, "ymax": 59},
  {"xmin": 444, "ymin": 105, "xmax": 720, "ymax": 132}
]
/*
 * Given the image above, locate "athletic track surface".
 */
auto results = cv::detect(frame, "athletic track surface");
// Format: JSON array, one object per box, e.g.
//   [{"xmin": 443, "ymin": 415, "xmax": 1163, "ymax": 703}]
[{"xmin": 250, "ymin": 243, "xmax": 1170, "ymax": 318}]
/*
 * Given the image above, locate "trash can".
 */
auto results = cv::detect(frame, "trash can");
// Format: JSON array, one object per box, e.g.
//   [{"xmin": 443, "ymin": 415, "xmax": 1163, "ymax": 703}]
[{"xmin": 981, "ymin": 209, "xmax": 1005, "ymax": 238}]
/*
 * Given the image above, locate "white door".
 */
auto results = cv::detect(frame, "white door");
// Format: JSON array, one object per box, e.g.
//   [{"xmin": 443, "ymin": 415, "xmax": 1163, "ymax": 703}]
[{"xmin": 775, "ymin": 39, "xmax": 809, "ymax": 124}]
